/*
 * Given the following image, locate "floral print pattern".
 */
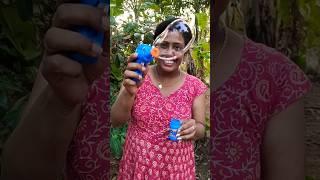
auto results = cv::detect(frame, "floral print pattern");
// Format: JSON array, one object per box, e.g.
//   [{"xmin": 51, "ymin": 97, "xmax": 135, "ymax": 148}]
[
  {"xmin": 118, "ymin": 73, "xmax": 208, "ymax": 180},
  {"xmin": 210, "ymin": 38, "xmax": 311, "ymax": 179},
  {"xmin": 65, "ymin": 63, "xmax": 110, "ymax": 180}
]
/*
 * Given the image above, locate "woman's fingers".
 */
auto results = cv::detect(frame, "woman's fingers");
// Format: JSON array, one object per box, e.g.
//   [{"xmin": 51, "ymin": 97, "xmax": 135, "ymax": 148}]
[
  {"xmin": 126, "ymin": 62, "xmax": 143, "ymax": 71},
  {"xmin": 52, "ymin": 3, "xmax": 104, "ymax": 31},
  {"xmin": 178, "ymin": 131, "xmax": 196, "ymax": 140},
  {"xmin": 142, "ymin": 65, "xmax": 149, "ymax": 77},
  {"xmin": 177, "ymin": 119, "xmax": 196, "ymax": 140},
  {"xmin": 82, "ymin": 53, "xmax": 108, "ymax": 83},
  {"xmin": 178, "ymin": 125, "xmax": 195, "ymax": 136},
  {"xmin": 123, "ymin": 79, "xmax": 137, "ymax": 87},
  {"xmin": 122, "ymin": 53, "xmax": 151, "ymax": 95},
  {"xmin": 124, "ymin": 70, "xmax": 141, "ymax": 80},
  {"xmin": 126, "ymin": 53, "xmax": 149, "ymax": 79},
  {"xmin": 41, "ymin": 54, "xmax": 89, "ymax": 106},
  {"xmin": 125, "ymin": 54, "xmax": 146, "ymax": 82},
  {"xmin": 42, "ymin": 53, "xmax": 82, "ymax": 77},
  {"xmin": 44, "ymin": 27, "xmax": 102, "ymax": 57},
  {"xmin": 179, "ymin": 120, "xmax": 195, "ymax": 132},
  {"xmin": 39, "ymin": 2, "xmax": 108, "ymax": 106},
  {"xmin": 127, "ymin": 53, "xmax": 138, "ymax": 63}
]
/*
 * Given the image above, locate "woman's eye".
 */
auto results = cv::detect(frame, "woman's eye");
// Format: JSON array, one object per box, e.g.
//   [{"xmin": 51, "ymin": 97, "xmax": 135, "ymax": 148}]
[
  {"xmin": 160, "ymin": 44, "xmax": 168, "ymax": 49},
  {"xmin": 175, "ymin": 46, "xmax": 182, "ymax": 51}
]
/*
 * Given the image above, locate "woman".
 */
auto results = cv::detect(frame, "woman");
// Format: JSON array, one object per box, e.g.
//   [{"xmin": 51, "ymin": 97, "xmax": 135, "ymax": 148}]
[
  {"xmin": 211, "ymin": 1, "xmax": 311, "ymax": 179},
  {"xmin": 111, "ymin": 18, "xmax": 208, "ymax": 179}
]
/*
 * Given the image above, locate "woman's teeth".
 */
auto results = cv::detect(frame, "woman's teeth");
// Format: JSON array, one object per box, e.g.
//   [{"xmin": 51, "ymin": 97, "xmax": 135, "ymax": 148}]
[{"xmin": 164, "ymin": 60, "xmax": 174, "ymax": 65}]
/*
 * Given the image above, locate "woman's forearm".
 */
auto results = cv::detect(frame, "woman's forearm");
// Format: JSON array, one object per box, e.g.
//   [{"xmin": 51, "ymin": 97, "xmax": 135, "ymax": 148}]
[
  {"xmin": 191, "ymin": 93, "xmax": 207, "ymax": 141},
  {"xmin": 1, "ymin": 84, "xmax": 81, "ymax": 180},
  {"xmin": 111, "ymin": 86, "xmax": 135, "ymax": 127},
  {"xmin": 193, "ymin": 123, "xmax": 206, "ymax": 140}
]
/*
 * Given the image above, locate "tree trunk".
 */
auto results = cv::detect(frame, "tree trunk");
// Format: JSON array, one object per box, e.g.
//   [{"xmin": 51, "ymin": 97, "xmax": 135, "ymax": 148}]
[{"xmin": 224, "ymin": 0, "xmax": 303, "ymax": 62}]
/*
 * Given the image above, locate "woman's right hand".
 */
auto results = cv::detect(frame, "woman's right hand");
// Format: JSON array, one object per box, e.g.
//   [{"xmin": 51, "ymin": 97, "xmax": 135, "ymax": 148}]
[
  {"xmin": 122, "ymin": 53, "xmax": 149, "ymax": 96},
  {"xmin": 42, "ymin": 1, "xmax": 107, "ymax": 107}
]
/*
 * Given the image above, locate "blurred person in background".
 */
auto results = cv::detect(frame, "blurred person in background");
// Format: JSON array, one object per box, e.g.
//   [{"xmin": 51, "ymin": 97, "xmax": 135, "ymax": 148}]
[
  {"xmin": 1, "ymin": 1, "xmax": 109, "ymax": 179},
  {"xmin": 211, "ymin": 1, "xmax": 311, "ymax": 179}
]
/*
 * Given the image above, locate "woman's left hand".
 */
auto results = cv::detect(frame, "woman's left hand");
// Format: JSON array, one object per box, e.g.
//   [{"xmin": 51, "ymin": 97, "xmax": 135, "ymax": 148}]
[{"xmin": 177, "ymin": 119, "xmax": 196, "ymax": 140}]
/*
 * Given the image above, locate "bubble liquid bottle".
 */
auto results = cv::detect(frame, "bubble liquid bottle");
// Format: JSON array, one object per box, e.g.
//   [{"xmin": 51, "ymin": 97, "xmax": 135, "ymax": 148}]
[{"xmin": 168, "ymin": 118, "xmax": 182, "ymax": 141}]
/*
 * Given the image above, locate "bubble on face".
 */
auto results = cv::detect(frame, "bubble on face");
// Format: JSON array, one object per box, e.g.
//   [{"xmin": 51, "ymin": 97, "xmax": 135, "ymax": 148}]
[{"xmin": 172, "ymin": 21, "xmax": 190, "ymax": 33}]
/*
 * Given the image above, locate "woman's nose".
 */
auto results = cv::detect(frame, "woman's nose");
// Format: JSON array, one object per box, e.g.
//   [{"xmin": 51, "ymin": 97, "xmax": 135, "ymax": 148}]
[{"xmin": 166, "ymin": 46, "xmax": 177, "ymax": 56}]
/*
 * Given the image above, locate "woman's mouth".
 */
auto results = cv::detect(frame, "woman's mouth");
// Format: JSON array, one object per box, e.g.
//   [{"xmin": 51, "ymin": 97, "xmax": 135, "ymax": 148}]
[
  {"xmin": 164, "ymin": 60, "xmax": 175, "ymax": 65},
  {"xmin": 158, "ymin": 55, "xmax": 179, "ymax": 67},
  {"xmin": 158, "ymin": 55, "xmax": 177, "ymax": 61}
]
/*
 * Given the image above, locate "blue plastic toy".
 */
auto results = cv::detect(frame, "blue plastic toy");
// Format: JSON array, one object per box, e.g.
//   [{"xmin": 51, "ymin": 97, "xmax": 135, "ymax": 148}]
[
  {"xmin": 168, "ymin": 118, "xmax": 182, "ymax": 141},
  {"xmin": 69, "ymin": 0, "xmax": 108, "ymax": 64},
  {"xmin": 132, "ymin": 44, "xmax": 159, "ymax": 82}
]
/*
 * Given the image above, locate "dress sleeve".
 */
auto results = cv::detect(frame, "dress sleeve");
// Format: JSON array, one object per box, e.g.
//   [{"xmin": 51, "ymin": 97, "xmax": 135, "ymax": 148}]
[
  {"xmin": 268, "ymin": 52, "xmax": 312, "ymax": 117},
  {"xmin": 190, "ymin": 75, "xmax": 208, "ymax": 98}
]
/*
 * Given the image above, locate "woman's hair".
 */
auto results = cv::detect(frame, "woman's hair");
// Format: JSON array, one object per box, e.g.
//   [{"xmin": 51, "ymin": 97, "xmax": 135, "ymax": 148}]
[{"xmin": 153, "ymin": 17, "xmax": 192, "ymax": 46}]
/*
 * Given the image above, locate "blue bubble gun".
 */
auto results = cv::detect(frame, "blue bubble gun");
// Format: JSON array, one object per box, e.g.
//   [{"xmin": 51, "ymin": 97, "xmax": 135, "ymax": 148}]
[
  {"xmin": 132, "ymin": 44, "xmax": 159, "ymax": 82},
  {"xmin": 69, "ymin": 0, "xmax": 108, "ymax": 64}
]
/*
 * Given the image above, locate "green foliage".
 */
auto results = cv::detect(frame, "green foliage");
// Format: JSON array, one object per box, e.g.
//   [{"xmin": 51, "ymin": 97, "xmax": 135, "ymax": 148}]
[
  {"xmin": 192, "ymin": 40, "xmax": 210, "ymax": 81},
  {"xmin": 0, "ymin": 0, "xmax": 55, "ymax": 157},
  {"xmin": 276, "ymin": 0, "xmax": 292, "ymax": 24},
  {"xmin": 196, "ymin": 12, "xmax": 208, "ymax": 31},
  {"xmin": 16, "ymin": 0, "xmax": 33, "ymax": 21},
  {"xmin": 299, "ymin": 0, "xmax": 320, "ymax": 48},
  {"xmin": 110, "ymin": 125, "xmax": 127, "ymax": 159},
  {"xmin": 226, "ymin": 0, "xmax": 320, "ymax": 71},
  {"xmin": 274, "ymin": 0, "xmax": 320, "ymax": 70},
  {"xmin": 0, "ymin": 6, "xmax": 40, "ymax": 60},
  {"xmin": 110, "ymin": 0, "xmax": 124, "ymax": 16},
  {"xmin": 305, "ymin": 176, "xmax": 315, "ymax": 180},
  {"xmin": 0, "ymin": 94, "xmax": 29, "ymax": 151}
]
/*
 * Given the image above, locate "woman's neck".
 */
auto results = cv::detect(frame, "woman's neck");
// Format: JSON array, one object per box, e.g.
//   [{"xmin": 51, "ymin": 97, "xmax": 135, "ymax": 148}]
[{"xmin": 155, "ymin": 65, "xmax": 181, "ymax": 79}]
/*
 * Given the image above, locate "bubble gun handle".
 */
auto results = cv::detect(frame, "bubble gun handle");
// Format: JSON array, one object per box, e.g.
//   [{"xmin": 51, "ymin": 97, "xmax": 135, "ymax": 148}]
[
  {"xmin": 132, "ymin": 44, "xmax": 159, "ymax": 82},
  {"xmin": 69, "ymin": 0, "xmax": 108, "ymax": 64}
]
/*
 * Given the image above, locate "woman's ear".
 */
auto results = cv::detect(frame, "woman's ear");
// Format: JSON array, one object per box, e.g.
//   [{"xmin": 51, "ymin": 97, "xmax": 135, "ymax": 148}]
[
  {"xmin": 182, "ymin": 50, "xmax": 193, "ymax": 67},
  {"xmin": 181, "ymin": 57, "xmax": 186, "ymax": 65}
]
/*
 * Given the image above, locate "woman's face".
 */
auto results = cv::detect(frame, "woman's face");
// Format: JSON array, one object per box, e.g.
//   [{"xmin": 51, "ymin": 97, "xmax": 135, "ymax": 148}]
[{"xmin": 155, "ymin": 31, "xmax": 185, "ymax": 73}]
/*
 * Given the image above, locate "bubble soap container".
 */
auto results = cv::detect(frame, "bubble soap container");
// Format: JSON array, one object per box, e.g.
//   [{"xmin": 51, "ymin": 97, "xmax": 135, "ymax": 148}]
[{"xmin": 168, "ymin": 118, "xmax": 181, "ymax": 141}]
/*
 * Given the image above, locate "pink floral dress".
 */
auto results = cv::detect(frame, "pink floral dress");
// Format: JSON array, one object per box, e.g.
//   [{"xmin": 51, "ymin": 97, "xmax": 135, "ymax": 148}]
[
  {"xmin": 117, "ymin": 73, "xmax": 208, "ymax": 179},
  {"xmin": 65, "ymin": 63, "xmax": 110, "ymax": 180},
  {"xmin": 210, "ymin": 38, "xmax": 312, "ymax": 179}
]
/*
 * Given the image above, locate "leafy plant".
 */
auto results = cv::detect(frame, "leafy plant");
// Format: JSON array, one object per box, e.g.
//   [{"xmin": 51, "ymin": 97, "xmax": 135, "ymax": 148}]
[
  {"xmin": 305, "ymin": 176, "xmax": 315, "ymax": 180},
  {"xmin": 0, "ymin": 0, "xmax": 56, "ymax": 160},
  {"xmin": 110, "ymin": 125, "xmax": 127, "ymax": 159},
  {"xmin": 225, "ymin": 0, "xmax": 320, "ymax": 72}
]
